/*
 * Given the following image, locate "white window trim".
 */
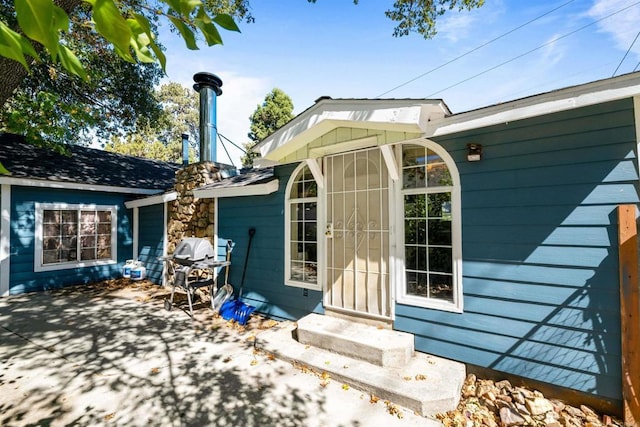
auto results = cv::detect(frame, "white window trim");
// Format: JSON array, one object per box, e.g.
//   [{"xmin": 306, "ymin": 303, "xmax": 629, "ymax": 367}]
[
  {"xmin": 34, "ymin": 202, "xmax": 118, "ymax": 272},
  {"xmin": 393, "ymin": 139, "xmax": 463, "ymax": 313},
  {"xmin": 284, "ymin": 162, "xmax": 322, "ymax": 291}
]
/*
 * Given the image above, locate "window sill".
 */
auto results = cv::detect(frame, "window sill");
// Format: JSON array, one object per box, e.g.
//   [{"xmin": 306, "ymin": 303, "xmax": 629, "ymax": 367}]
[
  {"xmin": 34, "ymin": 259, "xmax": 117, "ymax": 273},
  {"xmin": 396, "ymin": 294, "xmax": 463, "ymax": 313},
  {"xmin": 285, "ymin": 279, "xmax": 321, "ymax": 292}
]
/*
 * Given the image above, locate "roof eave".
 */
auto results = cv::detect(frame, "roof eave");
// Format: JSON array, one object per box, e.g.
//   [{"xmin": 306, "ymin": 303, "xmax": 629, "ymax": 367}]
[
  {"xmin": 0, "ymin": 176, "xmax": 168, "ymax": 195},
  {"xmin": 256, "ymin": 99, "xmax": 448, "ymax": 161},
  {"xmin": 427, "ymin": 71, "xmax": 640, "ymax": 137},
  {"xmin": 193, "ymin": 179, "xmax": 279, "ymax": 198}
]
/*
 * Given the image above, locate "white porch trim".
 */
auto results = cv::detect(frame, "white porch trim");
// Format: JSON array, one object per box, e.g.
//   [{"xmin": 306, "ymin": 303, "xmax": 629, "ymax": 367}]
[
  {"xmin": 132, "ymin": 207, "xmax": 139, "ymax": 261},
  {"xmin": 1, "ymin": 184, "xmax": 10, "ymax": 296},
  {"xmin": 0, "ymin": 176, "xmax": 162, "ymax": 195},
  {"xmin": 255, "ymin": 99, "xmax": 448, "ymax": 161},
  {"xmin": 193, "ymin": 179, "xmax": 279, "ymax": 199},
  {"xmin": 125, "ymin": 191, "xmax": 177, "ymax": 209},
  {"xmin": 304, "ymin": 159, "xmax": 324, "ymax": 189},
  {"xmin": 308, "ymin": 135, "xmax": 379, "ymax": 158},
  {"xmin": 380, "ymin": 145, "xmax": 399, "ymax": 181}
]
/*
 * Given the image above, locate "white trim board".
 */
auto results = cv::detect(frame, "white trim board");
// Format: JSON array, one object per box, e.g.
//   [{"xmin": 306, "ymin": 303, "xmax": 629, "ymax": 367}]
[
  {"xmin": 255, "ymin": 99, "xmax": 447, "ymax": 161},
  {"xmin": 125, "ymin": 191, "xmax": 177, "ymax": 208},
  {"xmin": 132, "ymin": 207, "xmax": 139, "ymax": 261},
  {"xmin": 0, "ymin": 184, "xmax": 10, "ymax": 297},
  {"xmin": 193, "ymin": 179, "xmax": 279, "ymax": 199},
  {"xmin": 427, "ymin": 72, "xmax": 640, "ymax": 137},
  {"xmin": 0, "ymin": 176, "xmax": 163, "ymax": 195}
]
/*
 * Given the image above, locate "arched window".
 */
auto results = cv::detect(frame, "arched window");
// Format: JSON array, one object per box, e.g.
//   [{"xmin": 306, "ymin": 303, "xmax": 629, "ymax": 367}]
[
  {"xmin": 397, "ymin": 142, "xmax": 462, "ymax": 312},
  {"xmin": 285, "ymin": 163, "xmax": 319, "ymax": 289}
]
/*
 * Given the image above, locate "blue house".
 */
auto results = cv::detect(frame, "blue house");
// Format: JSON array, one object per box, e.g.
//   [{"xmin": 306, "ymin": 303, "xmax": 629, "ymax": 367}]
[
  {"xmin": 0, "ymin": 134, "xmax": 179, "ymax": 295},
  {"xmin": 3, "ymin": 71, "xmax": 640, "ymax": 413},
  {"xmin": 189, "ymin": 72, "xmax": 640, "ymax": 412}
]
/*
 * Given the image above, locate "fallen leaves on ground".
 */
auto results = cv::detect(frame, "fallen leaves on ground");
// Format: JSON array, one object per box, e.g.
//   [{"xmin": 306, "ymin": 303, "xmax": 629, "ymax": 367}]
[
  {"xmin": 258, "ymin": 319, "xmax": 278, "ymax": 329},
  {"xmin": 149, "ymin": 367, "xmax": 160, "ymax": 375},
  {"xmin": 385, "ymin": 401, "xmax": 404, "ymax": 419}
]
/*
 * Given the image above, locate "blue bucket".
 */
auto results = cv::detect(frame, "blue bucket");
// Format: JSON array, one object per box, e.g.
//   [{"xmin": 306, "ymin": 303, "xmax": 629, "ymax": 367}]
[{"xmin": 220, "ymin": 299, "xmax": 256, "ymax": 325}]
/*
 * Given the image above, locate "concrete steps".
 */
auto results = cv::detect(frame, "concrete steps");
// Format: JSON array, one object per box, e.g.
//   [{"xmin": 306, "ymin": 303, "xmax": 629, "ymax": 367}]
[
  {"xmin": 255, "ymin": 313, "xmax": 466, "ymax": 417},
  {"xmin": 297, "ymin": 313, "xmax": 414, "ymax": 368}
]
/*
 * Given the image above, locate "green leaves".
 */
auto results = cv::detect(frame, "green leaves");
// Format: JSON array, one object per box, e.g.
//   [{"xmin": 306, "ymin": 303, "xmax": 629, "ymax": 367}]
[
  {"xmin": 86, "ymin": 0, "xmax": 133, "ymax": 61},
  {"xmin": 15, "ymin": 0, "xmax": 68, "ymax": 55},
  {"xmin": 1, "ymin": 0, "xmax": 241, "ymax": 80},
  {"xmin": 0, "ymin": 21, "xmax": 39, "ymax": 69},
  {"xmin": 58, "ymin": 44, "xmax": 87, "ymax": 80},
  {"xmin": 168, "ymin": 15, "xmax": 198, "ymax": 50}
]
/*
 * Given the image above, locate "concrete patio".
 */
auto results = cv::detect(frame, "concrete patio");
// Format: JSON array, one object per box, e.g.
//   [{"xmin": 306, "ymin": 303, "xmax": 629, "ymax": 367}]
[{"xmin": 0, "ymin": 283, "xmax": 442, "ymax": 426}]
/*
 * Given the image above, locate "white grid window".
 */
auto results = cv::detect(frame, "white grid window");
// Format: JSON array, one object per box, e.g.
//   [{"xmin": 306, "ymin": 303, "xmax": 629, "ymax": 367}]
[
  {"xmin": 398, "ymin": 143, "xmax": 463, "ymax": 312},
  {"xmin": 285, "ymin": 164, "xmax": 319, "ymax": 289},
  {"xmin": 35, "ymin": 203, "xmax": 118, "ymax": 272}
]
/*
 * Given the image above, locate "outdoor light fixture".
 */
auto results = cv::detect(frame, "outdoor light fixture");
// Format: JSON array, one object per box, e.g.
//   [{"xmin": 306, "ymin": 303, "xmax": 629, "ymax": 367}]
[{"xmin": 466, "ymin": 143, "xmax": 482, "ymax": 162}]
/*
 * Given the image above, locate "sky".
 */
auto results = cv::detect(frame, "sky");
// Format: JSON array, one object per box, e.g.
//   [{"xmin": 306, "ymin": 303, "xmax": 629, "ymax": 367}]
[{"xmin": 158, "ymin": 0, "xmax": 640, "ymax": 167}]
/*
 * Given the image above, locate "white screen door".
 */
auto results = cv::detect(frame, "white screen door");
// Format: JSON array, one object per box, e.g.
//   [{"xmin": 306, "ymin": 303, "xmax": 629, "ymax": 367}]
[{"xmin": 325, "ymin": 148, "xmax": 391, "ymax": 319}]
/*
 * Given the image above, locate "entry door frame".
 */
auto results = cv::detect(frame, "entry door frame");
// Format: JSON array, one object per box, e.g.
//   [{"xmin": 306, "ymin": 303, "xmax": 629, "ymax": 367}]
[{"xmin": 321, "ymin": 147, "xmax": 397, "ymax": 321}]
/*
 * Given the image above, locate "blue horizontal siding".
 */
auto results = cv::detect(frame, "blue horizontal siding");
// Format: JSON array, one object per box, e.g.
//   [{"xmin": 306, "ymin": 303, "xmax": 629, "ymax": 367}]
[
  {"xmin": 464, "ymin": 225, "xmax": 612, "ymax": 246},
  {"xmin": 218, "ymin": 163, "xmax": 323, "ymax": 321},
  {"xmin": 9, "ymin": 187, "xmax": 134, "ymax": 293},
  {"xmin": 137, "ymin": 204, "xmax": 164, "ymax": 284},
  {"xmin": 395, "ymin": 98, "xmax": 636, "ymax": 402}
]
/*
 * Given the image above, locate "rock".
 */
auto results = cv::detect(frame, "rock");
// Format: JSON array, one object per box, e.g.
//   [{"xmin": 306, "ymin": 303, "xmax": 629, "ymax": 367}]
[
  {"xmin": 543, "ymin": 411, "xmax": 562, "ymax": 427},
  {"xmin": 461, "ymin": 374, "xmax": 477, "ymax": 398},
  {"xmin": 558, "ymin": 415, "xmax": 582, "ymax": 427},
  {"xmin": 515, "ymin": 403, "xmax": 530, "ymax": 415},
  {"xmin": 500, "ymin": 407, "xmax": 526, "ymax": 426},
  {"xmin": 550, "ymin": 399, "xmax": 566, "ymax": 413},
  {"xmin": 526, "ymin": 397, "xmax": 554, "ymax": 416},
  {"xmin": 564, "ymin": 405, "xmax": 586, "ymax": 419},
  {"xmin": 477, "ymin": 381, "xmax": 496, "ymax": 399},
  {"xmin": 495, "ymin": 379, "xmax": 512, "ymax": 390},
  {"xmin": 512, "ymin": 392, "xmax": 526, "ymax": 405},
  {"xmin": 581, "ymin": 405, "xmax": 599, "ymax": 419}
]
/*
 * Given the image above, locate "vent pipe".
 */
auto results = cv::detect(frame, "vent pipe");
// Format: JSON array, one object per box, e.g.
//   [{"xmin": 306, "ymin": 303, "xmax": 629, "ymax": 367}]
[
  {"xmin": 181, "ymin": 133, "xmax": 189, "ymax": 165},
  {"xmin": 193, "ymin": 72, "xmax": 223, "ymax": 162}
]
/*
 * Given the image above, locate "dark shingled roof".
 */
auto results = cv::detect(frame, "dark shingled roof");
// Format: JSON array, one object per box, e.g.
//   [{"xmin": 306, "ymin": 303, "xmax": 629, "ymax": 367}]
[
  {"xmin": 0, "ymin": 133, "xmax": 179, "ymax": 191},
  {"xmin": 196, "ymin": 167, "xmax": 275, "ymax": 191}
]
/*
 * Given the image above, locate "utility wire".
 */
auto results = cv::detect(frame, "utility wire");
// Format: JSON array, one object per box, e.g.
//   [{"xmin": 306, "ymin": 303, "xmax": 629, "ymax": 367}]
[
  {"xmin": 217, "ymin": 133, "xmax": 236, "ymax": 167},
  {"xmin": 612, "ymin": 30, "xmax": 640, "ymax": 77},
  {"xmin": 471, "ymin": 60, "xmax": 617, "ymax": 110},
  {"xmin": 425, "ymin": 1, "xmax": 640, "ymax": 98},
  {"xmin": 375, "ymin": 0, "xmax": 577, "ymax": 98},
  {"xmin": 217, "ymin": 131, "xmax": 247, "ymax": 154}
]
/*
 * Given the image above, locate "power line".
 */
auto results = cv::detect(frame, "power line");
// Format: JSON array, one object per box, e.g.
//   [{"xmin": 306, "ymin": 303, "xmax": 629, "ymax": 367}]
[
  {"xmin": 217, "ymin": 131, "xmax": 247, "ymax": 154},
  {"xmin": 375, "ymin": 0, "xmax": 577, "ymax": 98},
  {"xmin": 470, "ymin": 60, "xmax": 617, "ymax": 110},
  {"xmin": 612, "ymin": 30, "xmax": 640, "ymax": 77},
  {"xmin": 217, "ymin": 133, "xmax": 236, "ymax": 167},
  {"xmin": 425, "ymin": 1, "xmax": 640, "ymax": 98}
]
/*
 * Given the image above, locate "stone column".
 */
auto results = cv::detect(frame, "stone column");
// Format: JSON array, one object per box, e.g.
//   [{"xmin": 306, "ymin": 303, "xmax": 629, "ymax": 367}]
[{"xmin": 167, "ymin": 162, "xmax": 223, "ymax": 253}]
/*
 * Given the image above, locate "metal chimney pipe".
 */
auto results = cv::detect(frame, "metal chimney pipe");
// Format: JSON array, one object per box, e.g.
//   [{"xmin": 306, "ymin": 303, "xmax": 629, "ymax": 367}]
[
  {"xmin": 181, "ymin": 133, "xmax": 189, "ymax": 165},
  {"xmin": 193, "ymin": 72, "xmax": 223, "ymax": 162}
]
